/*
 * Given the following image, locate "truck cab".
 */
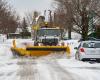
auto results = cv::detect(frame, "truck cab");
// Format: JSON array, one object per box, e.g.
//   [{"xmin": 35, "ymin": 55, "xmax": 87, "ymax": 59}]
[{"xmin": 33, "ymin": 27, "xmax": 64, "ymax": 46}]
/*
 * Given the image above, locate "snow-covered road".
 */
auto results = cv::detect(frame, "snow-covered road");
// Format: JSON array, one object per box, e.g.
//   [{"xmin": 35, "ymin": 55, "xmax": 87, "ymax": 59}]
[{"xmin": 0, "ymin": 39, "xmax": 100, "ymax": 80}]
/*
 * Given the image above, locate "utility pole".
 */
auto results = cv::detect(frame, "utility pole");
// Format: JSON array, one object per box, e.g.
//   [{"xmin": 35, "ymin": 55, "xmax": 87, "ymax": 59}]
[
  {"xmin": 54, "ymin": 12, "xmax": 56, "ymax": 26},
  {"xmin": 44, "ymin": 10, "xmax": 46, "ymax": 17},
  {"xmin": 48, "ymin": 10, "xmax": 53, "ymax": 27}
]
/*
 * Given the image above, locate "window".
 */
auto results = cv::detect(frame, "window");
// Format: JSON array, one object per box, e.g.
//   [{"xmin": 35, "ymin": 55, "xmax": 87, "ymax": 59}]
[
  {"xmin": 82, "ymin": 42, "xmax": 100, "ymax": 48},
  {"xmin": 37, "ymin": 29, "xmax": 62, "ymax": 36}
]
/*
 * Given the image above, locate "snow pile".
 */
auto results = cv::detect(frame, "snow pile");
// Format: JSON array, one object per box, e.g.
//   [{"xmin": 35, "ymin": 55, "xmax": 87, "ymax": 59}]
[
  {"xmin": 63, "ymin": 40, "xmax": 80, "ymax": 57},
  {"xmin": 0, "ymin": 40, "xmax": 19, "ymax": 80},
  {"xmin": 0, "ymin": 34, "xmax": 7, "ymax": 43}
]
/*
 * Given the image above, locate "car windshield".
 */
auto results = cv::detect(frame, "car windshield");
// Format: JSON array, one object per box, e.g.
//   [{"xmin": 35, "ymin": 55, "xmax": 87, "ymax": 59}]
[
  {"xmin": 82, "ymin": 42, "xmax": 100, "ymax": 48},
  {"xmin": 37, "ymin": 29, "xmax": 62, "ymax": 36}
]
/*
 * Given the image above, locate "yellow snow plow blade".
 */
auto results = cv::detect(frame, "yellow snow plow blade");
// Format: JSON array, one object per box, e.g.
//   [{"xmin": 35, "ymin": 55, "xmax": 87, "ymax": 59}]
[{"xmin": 11, "ymin": 46, "xmax": 68, "ymax": 57}]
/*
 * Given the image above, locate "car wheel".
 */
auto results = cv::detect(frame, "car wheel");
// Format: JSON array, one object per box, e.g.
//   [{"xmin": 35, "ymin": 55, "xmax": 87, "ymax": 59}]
[{"xmin": 98, "ymin": 60, "xmax": 100, "ymax": 63}]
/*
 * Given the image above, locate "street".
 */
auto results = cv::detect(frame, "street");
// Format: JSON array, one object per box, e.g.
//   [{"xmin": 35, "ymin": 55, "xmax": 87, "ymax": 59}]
[{"xmin": 0, "ymin": 39, "xmax": 100, "ymax": 80}]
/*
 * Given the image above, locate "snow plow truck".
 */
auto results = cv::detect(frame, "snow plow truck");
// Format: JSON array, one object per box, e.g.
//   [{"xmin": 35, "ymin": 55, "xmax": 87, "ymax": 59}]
[{"xmin": 11, "ymin": 16, "xmax": 70, "ymax": 57}]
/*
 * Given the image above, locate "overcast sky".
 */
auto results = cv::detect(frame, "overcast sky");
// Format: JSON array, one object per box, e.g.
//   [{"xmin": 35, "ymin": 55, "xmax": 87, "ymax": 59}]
[{"xmin": 9, "ymin": 0, "xmax": 53, "ymax": 17}]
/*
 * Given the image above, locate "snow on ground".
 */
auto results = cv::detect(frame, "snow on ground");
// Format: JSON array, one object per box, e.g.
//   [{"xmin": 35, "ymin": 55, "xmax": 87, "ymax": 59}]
[
  {"xmin": 0, "ymin": 42, "xmax": 19, "ymax": 80},
  {"xmin": 57, "ymin": 58, "xmax": 100, "ymax": 80},
  {"xmin": 0, "ymin": 39, "xmax": 100, "ymax": 80}
]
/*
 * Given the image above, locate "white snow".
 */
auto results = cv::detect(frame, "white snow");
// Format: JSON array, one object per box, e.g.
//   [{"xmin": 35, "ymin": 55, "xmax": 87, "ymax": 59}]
[
  {"xmin": 57, "ymin": 58, "xmax": 100, "ymax": 80},
  {"xmin": 0, "ymin": 39, "xmax": 100, "ymax": 80},
  {"xmin": 62, "ymin": 39, "xmax": 80, "ymax": 57}
]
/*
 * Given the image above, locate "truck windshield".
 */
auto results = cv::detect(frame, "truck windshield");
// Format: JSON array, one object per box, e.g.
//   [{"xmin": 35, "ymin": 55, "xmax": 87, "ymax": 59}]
[{"xmin": 37, "ymin": 29, "xmax": 62, "ymax": 36}]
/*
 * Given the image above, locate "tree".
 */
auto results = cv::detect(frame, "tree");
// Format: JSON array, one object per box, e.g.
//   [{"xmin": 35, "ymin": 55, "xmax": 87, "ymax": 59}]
[
  {"xmin": 54, "ymin": 0, "xmax": 100, "ymax": 40},
  {"xmin": 21, "ymin": 18, "xmax": 28, "ymax": 32},
  {"xmin": 53, "ymin": 0, "xmax": 74, "ymax": 39},
  {"xmin": 20, "ymin": 17, "xmax": 31, "ymax": 38},
  {"xmin": 95, "ymin": 25, "xmax": 100, "ymax": 38},
  {"xmin": 0, "ymin": 0, "xmax": 19, "ymax": 34}
]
